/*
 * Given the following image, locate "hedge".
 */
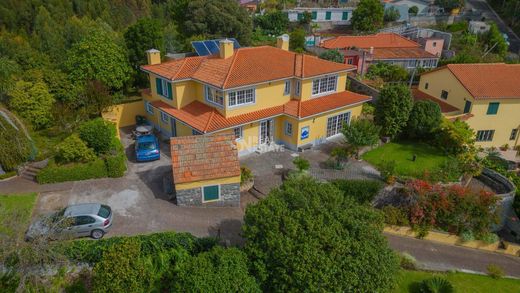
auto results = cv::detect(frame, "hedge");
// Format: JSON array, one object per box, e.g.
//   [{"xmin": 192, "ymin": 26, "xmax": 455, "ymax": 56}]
[
  {"xmin": 331, "ymin": 179, "xmax": 384, "ymax": 204},
  {"xmin": 36, "ymin": 159, "xmax": 107, "ymax": 184},
  {"xmin": 105, "ymin": 154, "xmax": 127, "ymax": 178}
]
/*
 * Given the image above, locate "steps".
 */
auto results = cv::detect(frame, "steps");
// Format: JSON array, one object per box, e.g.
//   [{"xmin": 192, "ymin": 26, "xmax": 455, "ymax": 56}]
[{"xmin": 20, "ymin": 164, "xmax": 44, "ymax": 182}]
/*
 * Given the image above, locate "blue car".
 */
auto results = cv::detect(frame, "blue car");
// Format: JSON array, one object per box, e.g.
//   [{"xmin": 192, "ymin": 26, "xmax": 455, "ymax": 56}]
[{"xmin": 135, "ymin": 134, "xmax": 160, "ymax": 162}]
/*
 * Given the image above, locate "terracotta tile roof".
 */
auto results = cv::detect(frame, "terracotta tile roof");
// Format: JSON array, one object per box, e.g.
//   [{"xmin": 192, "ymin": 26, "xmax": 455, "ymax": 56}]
[
  {"xmin": 151, "ymin": 90, "xmax": 371, "ymax": 133},
  {"xmin": 372, "ymin": 47, "xmax": 437, "ymax": 59},
  {"xmin": 440, "ymin": 63, "xmax": 520, "ymax": 99},
  {"xmin": 170, "ymin": 133, "xmax": 240, "ymax": 184},
  {"xmin": 141, "ymin": 46, "xmax": 355, "ymax": 89},
  {"xmin": 321, "ymin": 33, "xmax": 420, "ymax": 49},
  {"xmin": 412, "ymin": 89, "xmax": 460, "ymax": 113}
]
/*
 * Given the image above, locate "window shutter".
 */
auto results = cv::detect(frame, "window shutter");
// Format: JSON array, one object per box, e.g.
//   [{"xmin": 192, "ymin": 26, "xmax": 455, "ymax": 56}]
[
  {"xmin": 167, "ymin": 82, "xmax": 173, "ymax": 100},
  {"xmin": 156, "ymin": 78, "xmax": 162, "ymax": 96}
]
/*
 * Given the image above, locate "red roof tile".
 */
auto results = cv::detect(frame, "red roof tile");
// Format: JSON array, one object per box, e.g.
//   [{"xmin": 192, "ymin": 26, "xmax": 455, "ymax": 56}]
[
  {"xmin": 141, "ymin": 46, "xmax": 355, "ymax": 89},
  {"xmin": 151, "ymin": 90, "xmax": 371, "ymax": 133},
  {"xmin": 372, "ymin": 47, "xmax": 437, "ymax": 59},
  {"xmin": 413, "ymin": 89, "xmax": 460, "ymax": 113},
  {"xmin": 170, "ymin": 133, "xmax": 240, "ymax": 184},
  {"xmin": 321, "ymin": 33, "xmax": 420, "ymax": 49}
]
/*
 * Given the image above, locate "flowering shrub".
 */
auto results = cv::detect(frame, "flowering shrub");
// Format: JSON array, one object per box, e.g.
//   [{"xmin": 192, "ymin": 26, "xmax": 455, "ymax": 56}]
[{"xmin": 405, "ymin": 179, "xmax": 499, "ymax": 238}]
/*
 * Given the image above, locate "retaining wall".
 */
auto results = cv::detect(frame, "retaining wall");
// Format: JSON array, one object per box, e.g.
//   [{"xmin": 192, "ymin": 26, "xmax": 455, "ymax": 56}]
[{"xmin": 347, "ymin": 76, "xmax": 380, "ymax": 102}]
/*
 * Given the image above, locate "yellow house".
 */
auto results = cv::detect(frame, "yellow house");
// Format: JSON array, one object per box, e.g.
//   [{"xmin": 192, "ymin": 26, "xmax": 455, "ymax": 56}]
[
  {"xmin": 140, "ymin": 37, "xmax": 371, "ymax": 155},
  {"xmin": 415, "ymin": 63, "xmax": 520, "ymax": 148}
]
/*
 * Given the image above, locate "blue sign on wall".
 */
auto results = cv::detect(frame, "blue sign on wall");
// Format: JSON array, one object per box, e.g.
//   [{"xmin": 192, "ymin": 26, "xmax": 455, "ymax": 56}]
[{"xmin": 301, "ymin": 126, "xmax": 309, "ymax": 140}]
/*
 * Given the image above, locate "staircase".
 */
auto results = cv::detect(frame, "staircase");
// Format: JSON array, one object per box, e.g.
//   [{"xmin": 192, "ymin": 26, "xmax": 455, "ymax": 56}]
[{"xmin": 20, "ymin": 160, "xmax": 48, "ymax": 182}]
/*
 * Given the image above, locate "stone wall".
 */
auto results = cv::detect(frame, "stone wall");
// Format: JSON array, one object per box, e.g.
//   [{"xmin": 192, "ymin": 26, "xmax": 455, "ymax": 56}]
[
  {"xmin": 347, "ymin": 76, "xmax": 380, "ymax": 102},
  {"xmin": 175, "ymin": 183, "xmax": 240, "ymax": 207}
]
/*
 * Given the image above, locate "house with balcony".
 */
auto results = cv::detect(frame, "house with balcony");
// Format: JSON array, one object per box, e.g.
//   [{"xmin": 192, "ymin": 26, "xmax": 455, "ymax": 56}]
[
  {"xmin": 414, "ymin": 63, "xmax": 520, "ymax": 148},
  {"xmin": 140, "ymin": 37, "xmax": 371, "ymax": 156},
  {"xmin": 320, "ymin": 33, "xmax": 440, "ymax": 74}
]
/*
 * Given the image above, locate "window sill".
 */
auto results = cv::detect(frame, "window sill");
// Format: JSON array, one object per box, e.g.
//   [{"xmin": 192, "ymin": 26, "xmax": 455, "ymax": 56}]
[
  {"xmin": 311, "ymin": 91, "xmax": 336, "ymax": 98},
  {"xmin": 228, "ymin": 102, "xmax": 255, "ymax": 109},
  {"xmin": 205, "ymin": 100, "xmax": 224, "ymax": 108}
]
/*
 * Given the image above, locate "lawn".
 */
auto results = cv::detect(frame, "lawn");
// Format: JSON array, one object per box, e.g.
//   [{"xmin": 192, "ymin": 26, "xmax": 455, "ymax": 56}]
[
  {"xmin": 362, "ymin": 141, "xmax": 453, "ymax": 179},
  {"xmin": 395, "ymin": 270, "xmax": 520, "ymax": 293},
  {"xmin": 0, "ymin": 193, "xmax": 37, "ymax": 238}
]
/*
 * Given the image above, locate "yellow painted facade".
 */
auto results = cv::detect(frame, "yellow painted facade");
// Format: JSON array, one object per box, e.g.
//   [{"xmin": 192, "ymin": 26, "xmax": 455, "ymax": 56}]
[
  {"xmin": 419, "ymin": 68, "xmax": 520, "ymax": 148},
  {"xmin": 142, "ymin": 58, "xmax": 364, "ymax": 155},
  {"xmin": 102, "ymin": 99, "xmax": 146, "ymax": 131},
  {"xmin": 175, "ymin": 175, "xmax": 241, "ymax": 190}
]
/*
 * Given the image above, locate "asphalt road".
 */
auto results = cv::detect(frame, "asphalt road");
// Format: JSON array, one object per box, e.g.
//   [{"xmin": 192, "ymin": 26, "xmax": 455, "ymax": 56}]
[
  {"xmin": 466, "ymin": 0, "xmax": 520, "ymax": 53},
  {"xmin": 386, "ymin": 233, "xmax": 520, "ymax": 278}
]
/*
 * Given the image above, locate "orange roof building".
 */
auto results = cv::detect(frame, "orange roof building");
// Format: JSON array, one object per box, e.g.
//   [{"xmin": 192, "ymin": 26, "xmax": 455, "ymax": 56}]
[
  {"xmin": 170, "ymin": 132, "xmax": 241, "ymax": 206},
  {"xmin": 319, "ymin": 33, "xmax": 440, "ymax": 74},
  {"xmin": 415, "ymin": 63, "xmax": 520, "ymax": 148},
  {"xmin": 140, "ymin": 36, "xmax": 372, "ymax": 156}
]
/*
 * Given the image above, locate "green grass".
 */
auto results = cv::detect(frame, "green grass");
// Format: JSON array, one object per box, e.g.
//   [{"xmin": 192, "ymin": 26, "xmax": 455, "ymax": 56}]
[
  {"xmin": 362, "ymin": 141, "xmax": 449, "ymax": 178},
  {"xmin": 0, "ymin": 193, "xmax": 37, "ymax": 238},
  {"xmin": 395, "ymin": 270, "xmax": 520, "ymax": 293}
]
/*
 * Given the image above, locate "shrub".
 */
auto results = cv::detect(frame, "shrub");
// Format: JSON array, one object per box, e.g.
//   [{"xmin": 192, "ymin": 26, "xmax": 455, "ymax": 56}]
[
  {"xmin": 382, "ymin": 206, "xmax": 410, "ymax": 226},
  {"xmin": 36, "ymin": 159, "xmax": 107, "ymax": 184},
  {"xmin": 332, "ymin": 179, "xmax": 384, "ymax": 204},
  {"xmin": 55, "ymin": 134, "xmax": 96, "ymax": 164},
  {"xmin": 78, "ymin": 118, "xmax": 114, "ymax": 154},
  {"xmin": 487, "ymin": 264, "xmax": 504, "ymax": 279},
  {"xmin": 435, "ymin": 118, "xmax": 475, "ymax": 155},
  {"xmin": 379, "ymin": 160, "xmax": 397, "ymax": 183},
  {"xmin": 479, "ymin": 232, "xmax": 499, "ymax": 244},
  {"xmin": 409, "ymin": 6, "xmax": 419, "ymax": 15},
  {"xmin": 362, "ymin": 102, "xmax": 375, "ymax": 116},
  {"xmin": 0, "ymin": 171, "xmax": 17, "ymax": 180},
  {"xmin": 92, "ymin": 238, "xmax": 152, "ymax": 293},
  {"xmin": 407, "ymin": 100, "xmax": 442, "ymax": 139},
  {"xmin": 319, "ymin": 49, "xmax": 344, "ymax": 63},
  {"xmin": 105, "ymin": 154, "xmax": 126, "ymax": 178},
  {"xmin": 366, "ymin": 62, "xmax": 408, "ymax": 82},
  {"xmin": 240, "ymin": 166, "xmax": 253, "ymax": 184},
  {"xmin": 384, "ymin": 6, "xmax": 401, "ymax": 22},
  {"xmin": 460, "ymin": 230, "xmax": 475, "ymax": 243},
  {"xmin": 292, "ymin": 157, "xmax": 310, "ymax": 172},
  {"xmin": 420, "ymin": 277, "xmax": 454, "ymax": 293},
  {"xmin": 341, "ymin": 118, "xmax": 381, "ymax": 158},
  {"xmin": 399, "ymin": 252, "xmax": 417, "ymax": 270},
  {"xmin": 173, "ymin": 247, "xmax": 261, "ymax": 292},
  {"xmin": 0, "ymin": 109, "xmax": 32, "ymax": 171},
  {"xmin": 7, "ymin": 80, "xmax": 55, "ymax": 129}
]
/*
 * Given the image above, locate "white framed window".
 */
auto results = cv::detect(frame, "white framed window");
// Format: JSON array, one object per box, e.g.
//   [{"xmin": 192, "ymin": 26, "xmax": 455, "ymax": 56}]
[
  {"xmin": 145, "ymin": 101, "xmax": 154, "ymax": 115},
  {"xmin": 326, "ymin": 112, "xmax": 350, "ymax": 137},
  {"xmin": 285, "ymin": 121, "xmax": 293, "ymax": 136},
  {"xmin": 476, "ymin": 130, "xmax": 494, "ymax": 142},
  {"xmin": 284, "ymin": 80, "xmax": 291, "ymax": 96},
  {"xmin": 295, "ymin": 80, "xmax": 301, "ymax": 96},
  {"xmin": 228, "ymin": 88, "xmax": 255, "ymax": 107},
  {"xmin": 311, "ymin": 75, "xmax": 337, "ymax": 96},
  {"xmin": 160, "ymin": 112, "xmax": 169, "ymax": 123},
  {"xmin": 233, "ymin": 126, "xmax": 243, "ymax": 140},
  {"xmin": 205, "ymin": 85, "xmax": 224, "ymax": 107}
]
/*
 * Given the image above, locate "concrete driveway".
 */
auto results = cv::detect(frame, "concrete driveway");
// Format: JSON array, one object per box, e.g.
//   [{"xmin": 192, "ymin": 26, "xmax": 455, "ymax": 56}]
[{"xmin": 33, "ymin": 129, "xmax": 247, "ymax": 244}]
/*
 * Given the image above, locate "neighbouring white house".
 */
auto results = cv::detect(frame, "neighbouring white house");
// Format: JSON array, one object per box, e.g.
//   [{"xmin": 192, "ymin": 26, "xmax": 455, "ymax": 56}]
[
  {"xmin": 469, "ymin": 21, "xmax": 491, "ymax": 34},
  {"xmin": 285, "ymin": 7, "xmax": 355, "ymax": 24}
]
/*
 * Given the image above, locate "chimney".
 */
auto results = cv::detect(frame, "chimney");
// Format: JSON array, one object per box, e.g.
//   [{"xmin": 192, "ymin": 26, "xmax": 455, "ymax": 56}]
[
  {"xmin": 146, "ymin": 49, "xmax": 161, "ymax": 65},
  {"xmin": 276, "ymin": 34, "xmax": 290, "ymax": 51},
  {"xmin": 219, "ymin": 39, "xmax": 234, "ymax": 59}
]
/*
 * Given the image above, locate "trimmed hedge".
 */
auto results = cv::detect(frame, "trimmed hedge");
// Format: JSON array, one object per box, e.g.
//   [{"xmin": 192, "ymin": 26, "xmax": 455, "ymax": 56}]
[
  {"xmin": 36, "ymin": 159, "xmax": 107, "ymax": 184},
  {"xmin": 332, "ymin": 179, "xmax": 384, "ymax": 204},
  {"xmin": 105, "ymin": 154, "xmax": 126, "ymax": 178}
]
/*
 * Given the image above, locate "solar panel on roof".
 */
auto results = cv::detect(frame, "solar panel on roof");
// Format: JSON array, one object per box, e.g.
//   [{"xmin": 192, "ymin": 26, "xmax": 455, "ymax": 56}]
[
  {"xmin": 204, "ymin": 40, "xmax": 220, "ymax": 54},
  {"xmin": 192, "ymin": 41, "xmax": 210, "ymax": 56}
]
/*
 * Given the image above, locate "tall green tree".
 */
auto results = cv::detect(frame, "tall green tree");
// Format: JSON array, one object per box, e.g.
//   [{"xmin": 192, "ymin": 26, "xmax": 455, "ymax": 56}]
[
  {"xmin": 65, "ymin": 31, "xmax": 132, "ymax": 91},
  {"xmin": 374, "ymin": 84, "xmax": 414, "ymax": 138},
  {"xmin": 289, "ymin": 28, "xmax": 306, "ymax": 52},
  {"xmin": 253, "ymin": 11, "xmax": 289, "ymax": 36},
  {"xmin": 351, "ymin": 0, "xmax": 384, "ymax": 33},
  {"xmin": 342, "ymin": 118, "xmax": 382, "ymax": 158},
  {"xmin": 319, "ymin": 49, "xmax": 344, "ymax": 63},
  {"xmin": 7, "ymin": 79, "xmax": 55, "ymax": 129},
  {"xmin": 32, "ymin": 6, "xmax": 65, "ymax": 64},
  {"xmin": 172, "ymin": 0, "xmax": 253, "ymax": 45},
  {"xmin": 483, "ymin": 23, "xmax": 508, "ymax": 57},
  {"xmin": 243, "ymin": 176, "xmax": 399, "ymax": 292},
  {"xmin": 407, "ymin": 100, "xmax": 442, "ymax": 139}
]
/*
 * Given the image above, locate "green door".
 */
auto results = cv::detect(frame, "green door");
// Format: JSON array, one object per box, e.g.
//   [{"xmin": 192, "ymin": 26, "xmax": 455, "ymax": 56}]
[
  {"xmin": 203, "ymin": 185, "xmax": 220, "ymax": 202},
  {"xmin": 342, "ymin": 11, "xmax": 348, "ymax": 20},
  {"xmin": 326, "ymin": 11, "xmax": 332, "ymax": 20},
  {"xmin": 312, "ymin": 11, "xmax": 317, "ymax": 20}
]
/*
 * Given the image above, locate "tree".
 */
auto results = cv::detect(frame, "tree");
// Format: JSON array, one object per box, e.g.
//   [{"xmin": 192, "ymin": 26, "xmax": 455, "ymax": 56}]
[
  {"xmin": 351, "ymin": 0, "xmax": 384, "ymax": 33},
  {"xmin": 243, "ymin": 176, "xmax": 400, "ymax": 292},
  {"xmin": 384, "ymin": 6, "xmax": 401, "ymax": 22},
  {"xmin": 7, "ymin": 79, "xmax": 55, "ymax": 129},
  {"xmin": 342, "ymin": 118, "xmax": 382, "ymax": 158},
  {"xmin": 124, "ymin": 18, "xmax": 164, "ymax": 87},
  {"xmin": 253, "ymin": 11, "xmax": 289, "ymax": 36},
  {"xmin": 78, "ymin": 118, "xmax": 114, "ymax": 155},
  {"xmin": 299, "ymin": 11, "xmax": 312, "ymax": 25},
  {"xmin": 319, "ymin": 49, "xmax": 344, "ymax": 63},
  {"xmin": 32, "ymin": 6, "xmax": 66, "ymax": 64},
  {"xmin": 0, "ymin": 57, "xmax": 19, "ymax": 100},
  {"xmin": 409, "ymin": 6, "xmax": 419, "ymax": 15},
  {"xmin": 173, "ymin": 0, "xmax": 253, "ymax": 45},
  {"xmin": 407, "ymin": 100, "xmax": 442, "ymax": 139},
  {"xmin": 482, "ymin": 23, "xmax": 508, "ymax": 57},
  {"xmin": 0, "ymin": 108, "xmax": 31, "ymax": 171},
  {"xmin": 65, "ymin": 31, "xmax": 132, "ymax": 91},
  {"xmin": 366, "ymin": 62, "xmax": 409, "ymax": 82},
  {"xmin": 435, "ymin": 118, "xmax": 475, "ymax": 155},
  {"xmin": 289, "ymin": 28, "xmax": 306, "ymax": 52},
  {"xmin": 173, "ymin": 247, "xmax": 261, "ymax": 292},
  {"xmin": 435, "ymin": 0, "xmax": 464, "ymax": 11},
  {"xmin": 374, "ymin": 84, "xmax": 414, "ymax": 138}
]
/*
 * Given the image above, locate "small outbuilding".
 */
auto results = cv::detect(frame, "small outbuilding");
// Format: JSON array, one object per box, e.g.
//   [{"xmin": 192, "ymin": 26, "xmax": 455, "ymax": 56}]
[{"xmin": 170, "ymin": 133, "xmax": 241, "ymax": 207}]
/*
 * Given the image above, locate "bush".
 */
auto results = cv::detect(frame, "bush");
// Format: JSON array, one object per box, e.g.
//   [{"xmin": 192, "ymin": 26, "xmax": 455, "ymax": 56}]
[
  {"xmin": 384, "ymin": 6, "xmax": 401, "ymax": 22},
  {"xmin": 92, "ymin": 238, "xmax": 152, "ymax": 293},
  {"xmin": 173, "ymin": 247, "xmax": 261, "ymax": 292},
  {"xmin": 407, "ymin": 100, "xmax": 442, "ymax": 139},
  {"xmin": 36, "ymin": 159, "xmax": 107, "ymax": 184},
  {"xmin": 7, "ymin": 80, "xmax": 55, "ymax": 129},
  {"xmin": 341, "ymin": 118, "xmax": 382, "ymax": 158},
  {"xmin": 420, "ymin": 277, "xmax": 454, "ymax": 293},
  {"xmin": 78, "ymin": 118, "xmax": 114, "ymax": 154},
  {"xmin": 399, "ymin": 252, "xmax": 417, "ymax": 270},
  {"xmin": 409, "ymin": 6, "xmax": 419, "ymax": 15},
  {"xmin": 487, "ymin": 264, "xmax": 504, "ymax": 279},
  {"xmin": 366, "ymin": 62, "xmax": 408, "ymax": 82},
  {"xmin": 240, "ymin": 166, "xmax": 253, "ymax": 185},
  {"xmin": 382, "ymin": 206, "xmax": 410, "ymax": 226},
  {"xmin": 460, "ymin": 230, "xmax": 475, "ymax": 243},
  {"xmin": 332, "ymin": 179, "xmax": 384, "ymax": 204},
  {"xmin": 479, "ymin": 232, "xmax": 499, "ymax": 244},
  {"xmin": 292, "ymin": 157, "xmax": 310, "ymax": 172},
  {"xmin": 0, "ymin": 171, "xmax": 17, "ymax": 180},
  {"xmin": 0, "ymin": 109, "xmax": 32, "ymax": 171},
  {"xmin": 380, "ymin": 160, "xmax": 397, "ymax": 183},
  {"xmin": 55, "ymin": 134, "xmax": 96, "ymax": 164},
  {"xmin": 105, "ymin": 154, "xmax": 126, "ymax": 178},
  {"xmin": 319, "ymin": 49, "xmax": 344, "ymax": 63}
]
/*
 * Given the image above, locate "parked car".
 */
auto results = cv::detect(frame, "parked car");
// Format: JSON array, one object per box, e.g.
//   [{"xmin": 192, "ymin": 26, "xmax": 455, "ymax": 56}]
[
  {"xmin": 25, "ymin": 203, "xmax": 113, "ymax": 241},
  {"xmin": 135, "ymin": 134, "xmax": 160, "ymax": 162}
]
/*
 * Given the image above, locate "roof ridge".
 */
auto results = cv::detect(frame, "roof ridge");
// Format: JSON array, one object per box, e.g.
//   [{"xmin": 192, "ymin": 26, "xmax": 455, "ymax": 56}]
[
  {"xmin": 172, "ymin": 58, "xmax": 188, "ymax": 80},
  {"xmin": 222, "ymin": 49, "xmax": 240, "ymax": 89},
  {"xmin": 204, "ymin": 110, "xmax": 216, "ymax": 133},
  {"xmin": 300, "ymin": 54, "xmax": 305, "ymax": 77}
]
